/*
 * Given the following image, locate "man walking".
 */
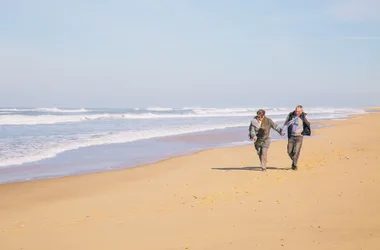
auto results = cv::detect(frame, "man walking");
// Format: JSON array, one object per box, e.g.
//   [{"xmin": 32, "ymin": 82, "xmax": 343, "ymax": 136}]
[
  {"xmin": 249, "ymin": 109, "xmax": 283, "ymax": 171},
  {"xmin": 282, "ymin": 105, "xmax": 311, "ymax": 170}
]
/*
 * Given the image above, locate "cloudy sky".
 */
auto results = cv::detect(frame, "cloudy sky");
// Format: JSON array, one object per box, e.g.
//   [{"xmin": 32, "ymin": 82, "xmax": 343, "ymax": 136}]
[{"xmin": 0, "ymin": 0, "xmax": 379, "ymax": 108}]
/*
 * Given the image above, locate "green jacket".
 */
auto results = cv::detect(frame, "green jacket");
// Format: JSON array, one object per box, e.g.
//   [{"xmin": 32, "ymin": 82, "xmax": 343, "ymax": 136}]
[{"xmin": 248, "ymin": 116, "xmax": 282, "ymax": 141}]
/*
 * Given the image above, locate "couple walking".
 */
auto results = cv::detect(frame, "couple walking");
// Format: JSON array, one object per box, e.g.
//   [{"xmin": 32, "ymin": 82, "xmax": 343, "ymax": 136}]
[{"xmin": 248, "ymin": 105, "xmax": 311, "ymax": 171}]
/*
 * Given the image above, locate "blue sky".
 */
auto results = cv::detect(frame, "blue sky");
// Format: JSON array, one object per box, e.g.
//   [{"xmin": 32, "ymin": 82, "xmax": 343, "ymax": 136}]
[{"xmin": 0, "ymin": 0, "xmax": 379, "ymax": 108}]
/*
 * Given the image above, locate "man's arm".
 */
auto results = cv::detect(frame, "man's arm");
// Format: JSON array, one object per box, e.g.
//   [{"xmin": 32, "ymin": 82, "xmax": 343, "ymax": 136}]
[
  {"xmin": 282, "ymin": 115, "xmax": 297, "ymax": 132},
  {"xmin": 302, "ymin": 113, "xmax": 310, "ymax": 127},
  {"xmin": 281, "ymin": 114, "xmax": 291, "ymax": 135},
  {"xmin": 283, "ymin": 114, "xmax": 291, "ymax": 126},
  {"xmin": 269, "ymin": 119, "xmax": 282, "ymax": 134}
]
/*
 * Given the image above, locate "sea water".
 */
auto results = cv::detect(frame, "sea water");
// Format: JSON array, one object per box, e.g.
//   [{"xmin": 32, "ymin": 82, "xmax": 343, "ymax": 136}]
[{"xmin": 0, "ymin": 107, "xmax": 367, "ymax": 183}]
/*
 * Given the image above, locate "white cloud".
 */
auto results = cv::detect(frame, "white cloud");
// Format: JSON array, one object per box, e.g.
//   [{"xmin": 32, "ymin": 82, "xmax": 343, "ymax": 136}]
[{"xmin": 331, "ymin": 0, "xmax": 380, "ymax": 21}]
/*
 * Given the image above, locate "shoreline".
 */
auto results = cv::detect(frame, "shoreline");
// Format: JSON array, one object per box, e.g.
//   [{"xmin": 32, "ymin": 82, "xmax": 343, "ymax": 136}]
[
  {"xmin": 0, "ymin": 112, "xmax": 372, "ymax": 187},
  {"xmin": 0, "ymin": 116, "xmax": 353, "ymax": 184},
  {"xmin": 0, "ymin": 123, "xmax": 328, "ymax": 185}
]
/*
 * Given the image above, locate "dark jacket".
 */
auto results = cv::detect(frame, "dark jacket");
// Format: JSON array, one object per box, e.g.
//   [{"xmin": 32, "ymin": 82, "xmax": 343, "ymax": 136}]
[{"xmin": 284, "ymin": 111, "xmax": 311, "ymax": 139}]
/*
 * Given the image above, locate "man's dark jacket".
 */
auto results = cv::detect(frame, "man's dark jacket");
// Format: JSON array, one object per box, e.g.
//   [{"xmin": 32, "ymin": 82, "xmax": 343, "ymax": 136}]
[{"xmin": 284, "ymin": 111, "xmax": 311, "ymax": 139}]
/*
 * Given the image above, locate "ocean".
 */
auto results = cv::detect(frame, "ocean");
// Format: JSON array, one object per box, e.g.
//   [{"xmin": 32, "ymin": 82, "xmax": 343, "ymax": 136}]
[{"xmin": 0, "ymin": 107, "xmax": 367, "ymax": 183}]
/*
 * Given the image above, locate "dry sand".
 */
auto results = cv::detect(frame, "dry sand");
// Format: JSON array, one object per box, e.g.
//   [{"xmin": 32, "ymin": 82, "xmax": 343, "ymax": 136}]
[{"xmin": 1, "ymin": 112, "xmax": 380, "ymax": 250}]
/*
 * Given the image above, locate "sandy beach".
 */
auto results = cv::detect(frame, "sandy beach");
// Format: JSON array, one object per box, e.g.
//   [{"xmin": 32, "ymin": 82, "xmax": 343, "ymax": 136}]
[{"xmin": 1, "ymin": 112, "xmax": 380, "ymax": 250}]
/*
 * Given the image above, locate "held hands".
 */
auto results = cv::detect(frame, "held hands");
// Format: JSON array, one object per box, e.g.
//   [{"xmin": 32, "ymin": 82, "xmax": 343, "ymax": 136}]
[
  {"xmin": 281, "ymin": 133, "xmax": 285, "ymax": 136},
  {"xmin": 253, "ymin": 136, "xmax": 257, "ymax": 142}
]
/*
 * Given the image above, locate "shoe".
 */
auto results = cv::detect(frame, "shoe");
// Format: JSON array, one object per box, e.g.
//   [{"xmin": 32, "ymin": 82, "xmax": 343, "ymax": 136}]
[
  {"xmin": 291, "ymin": 164, "xmax": 298, "ymax": 170},
  {"xmin": 261, "ymin": 167, "xmax": 267, "ymax": 171}
]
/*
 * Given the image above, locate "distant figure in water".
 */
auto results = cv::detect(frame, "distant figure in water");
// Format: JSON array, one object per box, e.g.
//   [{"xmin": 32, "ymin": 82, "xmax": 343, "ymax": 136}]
[
  {"xmin": 282, "ymin": 105, "xmax": 311, "ymax": 170},
  {"xmin": 248, "ymin": 109, "xmax": 283, "ymax": 171}
]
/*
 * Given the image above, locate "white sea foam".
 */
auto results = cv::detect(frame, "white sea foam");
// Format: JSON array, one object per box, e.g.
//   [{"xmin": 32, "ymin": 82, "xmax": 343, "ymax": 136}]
[
  {"xmin": 0, "ymin": 122, "xmax": 250, "ymax": 167},
  {"xmin": 0, "ymin": 108, "xmax": 365, "ymax": 125},
  {"xmin": 0, "ymin": 112, "xmax": 278, "ymax": 125},
  {"xmin": 0, "ymin": 108, "xmax": 30, "ymax": 112},
  {"xmin": 0, "ymin": 108, "xmax": 89, "ymax": 113},
  {"xmin": 145, "ymin": 107, "xmax": 174, "ymax": 112},
  {"xmin": 35, "ymin": 108, "xmax": 89, "ymax": 113},
  {"xmin": 0, "ymin": 114, "xmax": 108, "ymax": 125}
]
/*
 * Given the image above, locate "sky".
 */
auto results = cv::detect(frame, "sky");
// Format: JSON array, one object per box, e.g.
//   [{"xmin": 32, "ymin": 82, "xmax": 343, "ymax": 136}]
[{"xmin": 0, "ymin": 0, "xmax": 379, "ymax": 108}]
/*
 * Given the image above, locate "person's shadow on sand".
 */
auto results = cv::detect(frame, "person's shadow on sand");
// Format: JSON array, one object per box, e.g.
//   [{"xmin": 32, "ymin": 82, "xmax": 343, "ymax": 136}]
[{"xmin": 212, "ymin": 166, "xmax": 289, "ymax": 171}]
